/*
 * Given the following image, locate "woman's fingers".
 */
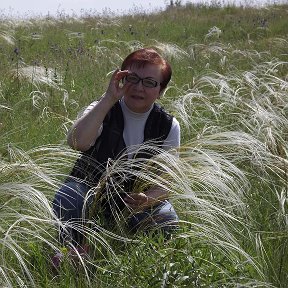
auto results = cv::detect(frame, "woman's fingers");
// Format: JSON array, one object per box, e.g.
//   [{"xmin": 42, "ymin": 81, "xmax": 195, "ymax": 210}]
[
  {"xmin": 124, "ymin": 193, "xmax": 149, "ymax": 209},
  {"xmin": 105, "ymin": 69, "xmax": 130, "ymax": 100},
  {"xmin": 114, "ymin": 69, "xmax": 129, "ymax": 81}
]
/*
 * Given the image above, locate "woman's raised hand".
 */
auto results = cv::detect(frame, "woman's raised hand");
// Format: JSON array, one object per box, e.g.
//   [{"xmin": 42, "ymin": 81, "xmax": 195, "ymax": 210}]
[{"xmin": 104, "ymin": 69, "xmax": 130, "ymax": 103}]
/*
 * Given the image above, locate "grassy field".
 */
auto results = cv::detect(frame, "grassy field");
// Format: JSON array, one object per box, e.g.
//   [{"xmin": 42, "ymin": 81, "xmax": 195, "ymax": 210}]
[{"xmin": 0, "ymin": 2, "xmax": 288, "ymax": 287}]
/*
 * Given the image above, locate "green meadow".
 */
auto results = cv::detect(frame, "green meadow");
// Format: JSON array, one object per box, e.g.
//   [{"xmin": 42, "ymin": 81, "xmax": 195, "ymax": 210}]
[{"xmin": 0, "ymin": 2, "xmax": 287, "ymax": 287}]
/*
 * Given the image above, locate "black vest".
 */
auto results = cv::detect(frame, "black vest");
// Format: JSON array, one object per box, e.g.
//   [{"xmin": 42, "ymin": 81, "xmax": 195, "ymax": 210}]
[{"xmin": 70, "ymin": 101, "xmax": 173, "ymax": 186}]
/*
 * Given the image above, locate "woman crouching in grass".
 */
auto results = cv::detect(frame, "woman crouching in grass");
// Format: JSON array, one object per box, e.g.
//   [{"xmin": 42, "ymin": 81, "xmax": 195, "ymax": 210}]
[{"xmin": 52, "ymin": 48, "xmax": 180, "ymax": 266}]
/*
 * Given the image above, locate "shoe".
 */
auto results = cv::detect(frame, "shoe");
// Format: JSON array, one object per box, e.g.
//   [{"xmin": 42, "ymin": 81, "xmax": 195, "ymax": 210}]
[
  {"xmin": 51, "ymin": 251, "xmax": 63, "ymax": 270},
  {"xmin": 51, "ymin": 244, "xmax": 89, "ymax": 271}
]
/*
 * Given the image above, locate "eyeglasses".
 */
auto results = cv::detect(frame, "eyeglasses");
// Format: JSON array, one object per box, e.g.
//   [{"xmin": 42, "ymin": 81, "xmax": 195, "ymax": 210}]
[{"xmin": 125, "ymin": 74, "xmax": 159, "ymax": 88}]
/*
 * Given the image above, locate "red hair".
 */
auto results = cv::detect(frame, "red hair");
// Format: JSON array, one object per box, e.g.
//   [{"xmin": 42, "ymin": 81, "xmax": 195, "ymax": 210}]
[{"xmin": 121, "ymin": 48, "xmax": 172, "ymax": 93}]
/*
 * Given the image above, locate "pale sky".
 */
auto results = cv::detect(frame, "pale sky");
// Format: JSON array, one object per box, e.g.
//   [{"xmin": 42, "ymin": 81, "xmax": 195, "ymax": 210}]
[
  {"xmin": 0, "ymin": 0, "xmax": 171, "ymax": 17},
  {"xmin": 0, "ymin": 0, "xmax": 286, "ymax": 18}
]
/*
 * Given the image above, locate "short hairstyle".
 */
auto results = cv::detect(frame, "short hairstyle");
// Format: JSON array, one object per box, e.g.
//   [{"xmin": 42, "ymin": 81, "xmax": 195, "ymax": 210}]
[{"xmin": 121, "ymin": 48, "xmax": 172, "ymax": 93}]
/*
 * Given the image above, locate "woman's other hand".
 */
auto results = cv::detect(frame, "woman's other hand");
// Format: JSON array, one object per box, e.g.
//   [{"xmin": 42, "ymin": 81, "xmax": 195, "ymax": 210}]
[{"xmin": 124, "ymin": 193, "xmax": 152, "ymax": 210}]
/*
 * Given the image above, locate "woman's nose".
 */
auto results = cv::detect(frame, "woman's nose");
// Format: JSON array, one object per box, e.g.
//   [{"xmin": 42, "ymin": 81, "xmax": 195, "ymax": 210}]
[{"xmin": 134, "ymin": 80, "xmax": 145, "ymax": 90}]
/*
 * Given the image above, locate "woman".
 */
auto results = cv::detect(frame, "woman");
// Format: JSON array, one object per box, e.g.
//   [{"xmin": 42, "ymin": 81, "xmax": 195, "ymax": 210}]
[{"xmin": 53, "ymin": 48, "xmax": 180, "ymax": 247}]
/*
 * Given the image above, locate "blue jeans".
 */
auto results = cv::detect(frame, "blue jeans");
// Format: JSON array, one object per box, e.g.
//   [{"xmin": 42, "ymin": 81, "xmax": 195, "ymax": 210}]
[{"xmin": 53, "ymin": 180, "xmax": 179, "ymax": 244}]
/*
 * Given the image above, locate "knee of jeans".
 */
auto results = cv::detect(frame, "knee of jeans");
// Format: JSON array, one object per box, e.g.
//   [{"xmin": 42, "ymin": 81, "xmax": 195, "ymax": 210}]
[
  {"xmin": 128, "ymin": 202, "xmax": 179, "ymax": 232},
  {"xmin": 153, "ymin": 200, "xmax": 178, "ymax": 215},
  {"xmin": 128, "ymin": 211, "xmax": 150, "ymax": 229},
  {"xmin": 53, "ymin": 182, "xmax": 88, "ymax": 216}
]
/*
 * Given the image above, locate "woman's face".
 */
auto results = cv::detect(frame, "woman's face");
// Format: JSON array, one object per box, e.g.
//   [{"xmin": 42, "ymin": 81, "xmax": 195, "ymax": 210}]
[{"xmin": 123, "ymin": 64, "xmax": 162, "ymax": 113}]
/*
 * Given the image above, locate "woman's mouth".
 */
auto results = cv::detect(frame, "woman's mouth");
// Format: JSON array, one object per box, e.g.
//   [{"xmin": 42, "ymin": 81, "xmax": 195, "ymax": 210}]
[{"xmin": 131, "ymin": 95, "xmax": 144, "ymax": 100}]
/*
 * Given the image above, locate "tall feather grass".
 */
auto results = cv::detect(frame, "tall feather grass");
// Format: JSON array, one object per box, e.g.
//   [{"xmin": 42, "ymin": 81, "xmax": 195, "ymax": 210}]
[{"xmin": 2, "ymin": 129, "xmax": 286, "ymax": 286}]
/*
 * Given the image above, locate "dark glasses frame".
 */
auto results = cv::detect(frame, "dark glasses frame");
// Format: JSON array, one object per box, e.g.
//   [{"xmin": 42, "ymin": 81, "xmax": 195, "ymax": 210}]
[{"xmin": 125, "ymin": 74, "xmax": 159, "ymax": 88}]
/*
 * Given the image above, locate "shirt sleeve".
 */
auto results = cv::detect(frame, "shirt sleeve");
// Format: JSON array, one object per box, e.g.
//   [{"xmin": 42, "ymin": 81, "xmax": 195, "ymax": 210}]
[
  {"xmin": 163, "ymin": 117, "xmax": 181, "ymax": 150},
  {"xmin": 77, "ymin": 100, "xmax": 103, "ymax": 147}
]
